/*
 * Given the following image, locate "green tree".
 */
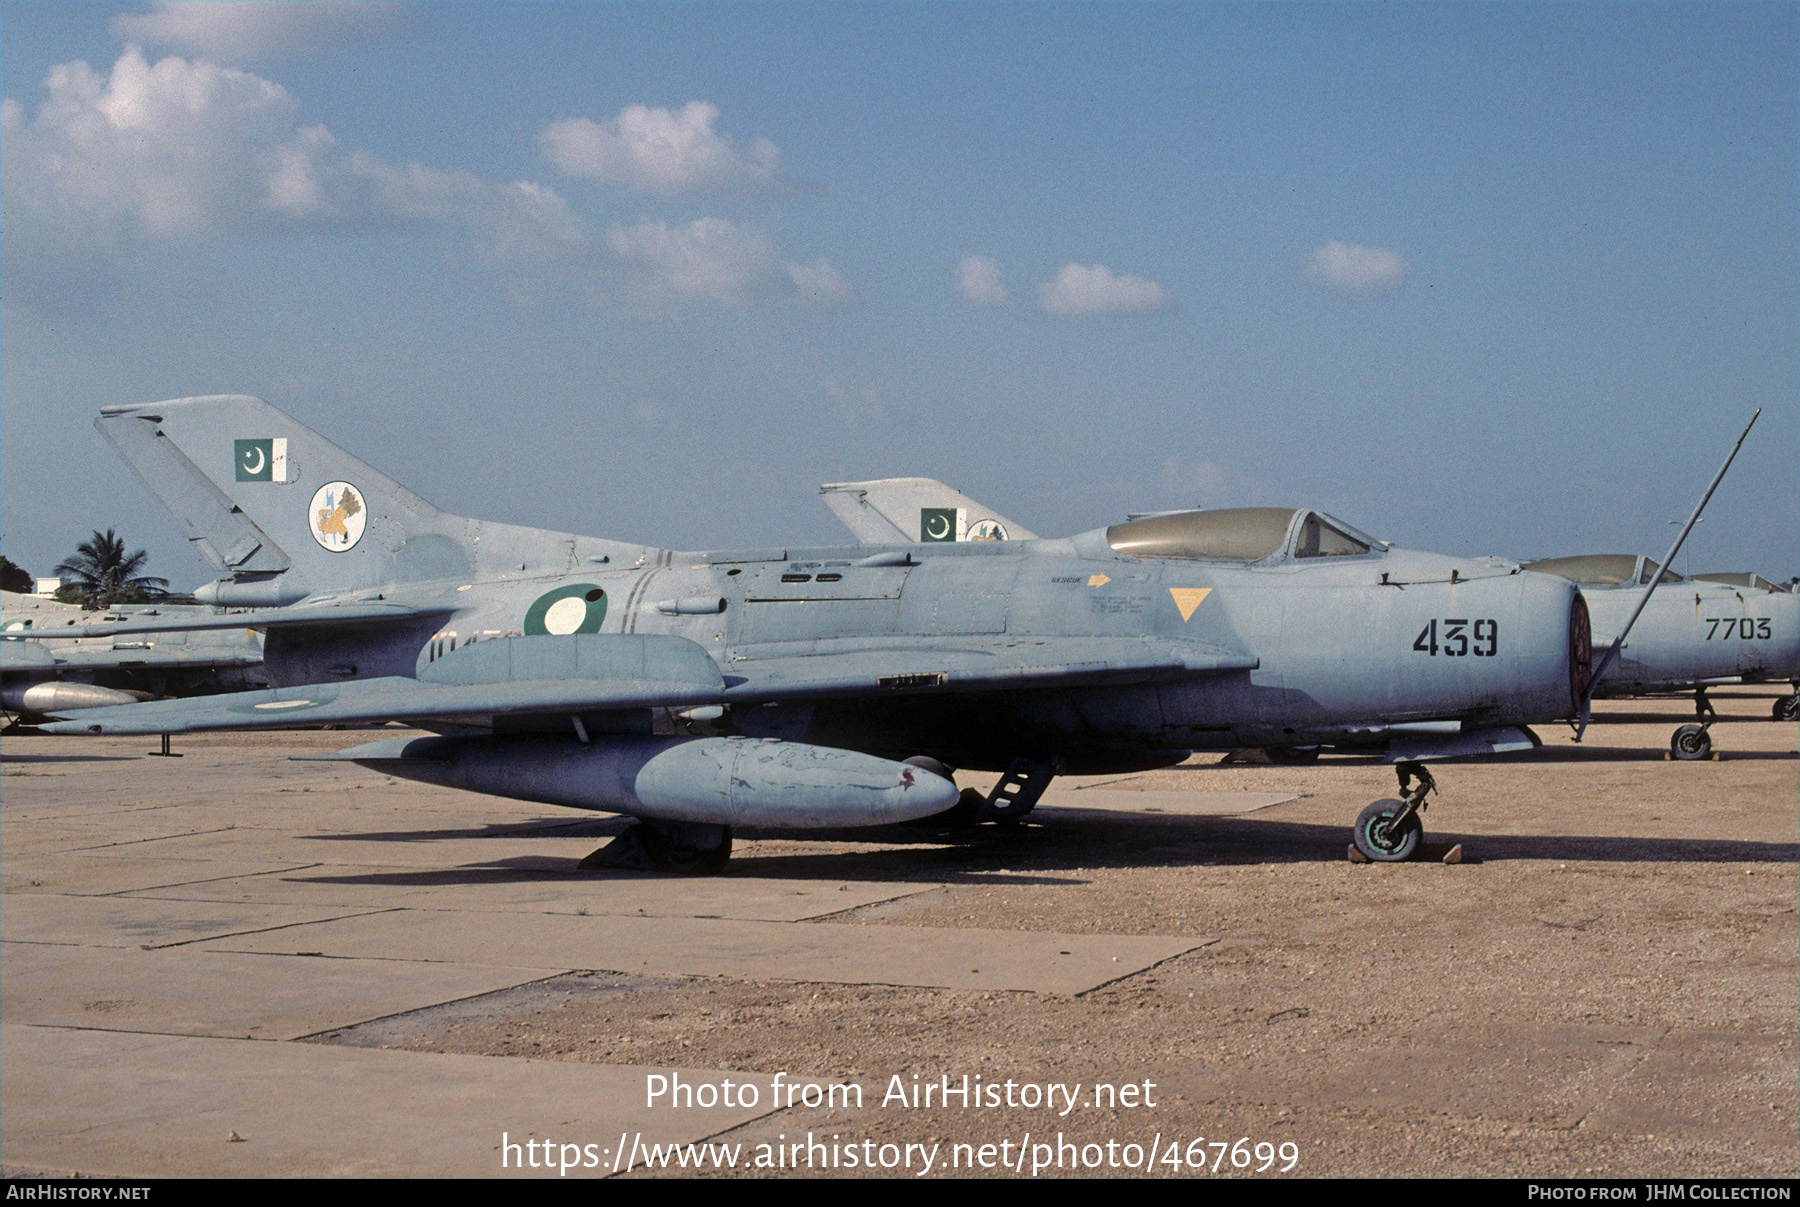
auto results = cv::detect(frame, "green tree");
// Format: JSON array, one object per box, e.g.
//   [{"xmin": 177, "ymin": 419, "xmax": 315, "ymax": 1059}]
[
  {"xmin": 0, "ymin": 555, "xmax": 31, "ymax": 594},
  {"xmin": 52, "ymin": 530, "xmax": 169, "ymax": 608}
]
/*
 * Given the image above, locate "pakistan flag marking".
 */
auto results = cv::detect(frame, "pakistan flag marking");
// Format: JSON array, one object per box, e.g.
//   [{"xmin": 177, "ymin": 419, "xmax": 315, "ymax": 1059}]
[
  {"xmin": 920, "ymin": 507, "xmax": 960, "ymax": 542},
  {"xmin": 235, "ymin": 437, "xmax": 288, "ymax": 482}
]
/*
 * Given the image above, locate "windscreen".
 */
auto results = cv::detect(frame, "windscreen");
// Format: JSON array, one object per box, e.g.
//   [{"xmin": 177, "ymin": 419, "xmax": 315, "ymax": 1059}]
[{"xmin": 1294, "ymin": 514, "xmax": 1371, "ymax": 558}]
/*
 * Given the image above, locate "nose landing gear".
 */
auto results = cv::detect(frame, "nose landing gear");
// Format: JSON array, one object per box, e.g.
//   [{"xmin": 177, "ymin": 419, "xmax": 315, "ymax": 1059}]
[
  {"xmin": 1669, "ymin": 687, "xmax": 1717, "ymax": 761},
  {"xmin": 1352, "ymin": 760, "xmax": 1436, "ymax": 862}
]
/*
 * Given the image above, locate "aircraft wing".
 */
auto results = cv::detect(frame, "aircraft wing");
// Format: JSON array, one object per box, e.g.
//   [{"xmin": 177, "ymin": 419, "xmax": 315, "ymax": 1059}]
[
  {"xmin": 820, "ymin": 478, "xmax": 1041, "ymax": 543},
  {"xmin": 718, "ymin": 636, "xmax": 1254, "ymax": 701},
  {"xmin": 42, "ymin": 633, "xmax": 1254, "ymax": 735},
  {"xmin": 30, "ymin": 601, "xmax": 443, "ymax": 639}
]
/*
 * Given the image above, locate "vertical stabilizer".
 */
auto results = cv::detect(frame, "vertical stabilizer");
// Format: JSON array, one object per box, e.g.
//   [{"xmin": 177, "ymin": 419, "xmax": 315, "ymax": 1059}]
[
  {"xmin": 819, "ymin": 477, "xmax": 1040, "ymax": 544},
  {"xmin": 99, "ymin": 395, "xmax": 651, "ymax": 601}
]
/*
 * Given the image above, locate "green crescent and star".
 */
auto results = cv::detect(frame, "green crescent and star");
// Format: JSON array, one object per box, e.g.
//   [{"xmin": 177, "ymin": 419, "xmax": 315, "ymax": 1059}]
[{"xmin": 235, "ymin": 437, "xmax": 287, "ymax": 482}]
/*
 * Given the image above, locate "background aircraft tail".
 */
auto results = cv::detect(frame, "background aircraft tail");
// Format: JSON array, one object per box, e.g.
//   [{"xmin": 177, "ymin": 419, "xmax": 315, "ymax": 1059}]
[
  {"xmin": 819, "ymin": 477, "xmax": 1040, "ymax": 544},
  {"xmin": 99, "ymin": 395, "xmax": 649, "ymax": 603}
]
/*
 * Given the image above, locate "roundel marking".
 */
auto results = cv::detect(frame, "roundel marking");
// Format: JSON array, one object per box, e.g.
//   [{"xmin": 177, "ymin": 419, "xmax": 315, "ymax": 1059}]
[
  {"xmin": 310, "ymin": 481, "xmax": 367, "ymax": 552},
  {"xmin": 229, "ymin": 696, "xmax": 335, "ymax": 715},
  {"xmin": 524, "ymin": 584, "xmax": 608, "ymax": 635}
]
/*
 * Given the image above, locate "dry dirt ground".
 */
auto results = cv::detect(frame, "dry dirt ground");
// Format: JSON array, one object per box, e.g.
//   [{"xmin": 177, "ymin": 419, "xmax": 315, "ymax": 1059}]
[
  {"xmin": 2, "ymin": 688, "xmax": 1793, "ymax": 1178},
  {"xmin": 324, "ymin": 689, "xmax": 1798, "ymax": 1178}
]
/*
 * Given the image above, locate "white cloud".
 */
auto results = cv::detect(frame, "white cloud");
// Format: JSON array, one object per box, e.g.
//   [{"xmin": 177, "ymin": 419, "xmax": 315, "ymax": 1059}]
[
  {"xmin": 955, "ymin": 254, "xmax": 1008, "ymax": 306},
  {"xmin": 1, "ymin": 47, "xmax": 482, "ymax": 238},
  {"xmin": 787, "ymin": 258, "xmax": 856, "ymax": 307},
  {"xmin": 607, "ymin": 218, "xmax": 852, "ymax": 310},
  {"xmin": 1306, "ymin": 241, "xmax": 1409, "ymax": 296},
  {"xmin": 539, "ymin": 102, "xmax": 784, "ymax": 196},
  {"xmin": 2, "ymin": 50, "xmax": 843, "ymax": 316},
  {"xmin": 111, "ymin": 2, "xmax": 413, "ymax": 61},
  {"xmin": 1037, "ymin": 263, "xmax": 1171, "ymax": 315}
]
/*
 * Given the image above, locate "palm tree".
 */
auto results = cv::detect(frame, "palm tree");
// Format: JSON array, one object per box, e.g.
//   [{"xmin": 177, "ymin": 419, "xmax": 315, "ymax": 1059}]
[{"xmin": 52, "ymin": 530, "xmax": 169, "ymax": 607}]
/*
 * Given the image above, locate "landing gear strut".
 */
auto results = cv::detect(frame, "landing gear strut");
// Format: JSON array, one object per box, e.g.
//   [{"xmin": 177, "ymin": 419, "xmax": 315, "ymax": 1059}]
[
  {"xmin": 1670, "ymin": 687, "xmax": 1716, "ymax": 761},
  {"xmin": 1351, "ymin": 760, "xmax": 1436, "ymax": 862},
  {"xmin": 581, "ymin": 820, "xmax": 733, "ymax": 874},
  {"xmin": 1774, "ymin": 683, "xmax": 1800, "ymax": 724}
]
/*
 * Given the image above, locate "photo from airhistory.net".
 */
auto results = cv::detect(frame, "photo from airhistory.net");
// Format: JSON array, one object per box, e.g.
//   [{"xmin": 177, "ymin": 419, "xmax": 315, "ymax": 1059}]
[{"xmin": 0, "ymin": 0, "xmax": 1794, "ymax": 1185}]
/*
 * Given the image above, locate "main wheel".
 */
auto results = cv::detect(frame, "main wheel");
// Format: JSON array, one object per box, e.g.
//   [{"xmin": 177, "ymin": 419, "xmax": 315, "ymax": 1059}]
[
  {"xmin": 1352, "ymin": 799, "xmax": 1422, "ymax": 863},
  {"xmin": 1266, "ymin": 745, "xmax": 1321, "ymax": 765},
  {"xmin": 1773, "ymin": 695, "xmax": 1800, "ymax": 723},
  {"xmin": 638, "ymin": 822, "xmax": 733, "ymax": 874},
  {"xmin": 1670, "ymin": 724, "xmax": 1711, "ymax": 760}
]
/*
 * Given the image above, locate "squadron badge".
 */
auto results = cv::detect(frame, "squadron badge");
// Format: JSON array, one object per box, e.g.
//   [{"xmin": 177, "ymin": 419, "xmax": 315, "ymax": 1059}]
[{"xmin": 310, "ymin": 481, "xmax": 366, "ymax": 551}]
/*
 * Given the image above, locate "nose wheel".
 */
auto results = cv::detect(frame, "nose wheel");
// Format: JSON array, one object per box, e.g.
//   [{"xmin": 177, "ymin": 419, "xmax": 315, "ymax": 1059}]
[
  {"xmin": 1352, "ymin": 761, "xmax": 1435, "ymax": 862},
  {"xmin": 1669, "ymin": 687, "xmax": 1717, "ymax": 760}
]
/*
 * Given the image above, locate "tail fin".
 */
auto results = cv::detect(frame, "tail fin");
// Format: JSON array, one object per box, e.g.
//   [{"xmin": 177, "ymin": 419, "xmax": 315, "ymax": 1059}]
[
  {"xmin": 99, "ymin": 395, "xmax": 649, "ymax": 603},
  {"xmin": 819, "ymin": 477, "xmax": 1040, "ymax": 544}
]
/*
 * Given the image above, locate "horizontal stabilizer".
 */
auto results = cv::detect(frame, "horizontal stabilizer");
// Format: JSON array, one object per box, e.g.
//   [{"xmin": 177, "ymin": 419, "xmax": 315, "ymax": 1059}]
[
  {"xmin": 41, "ymin": 675, "xmax": 724, "ymax": 736},
  {"xmin": 43, "ymin": 634, "xmax": 727, "ymax": 734},
  {"xmin": 7, "ymin": 644, "xmax": 260, "ymax": 672},
  {"xmin": 1, "ymin": 641, "xmax": 59, "ymax": 670}
]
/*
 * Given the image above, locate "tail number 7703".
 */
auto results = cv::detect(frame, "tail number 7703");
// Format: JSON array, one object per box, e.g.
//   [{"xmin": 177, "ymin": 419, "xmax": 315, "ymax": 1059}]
[
  {"xmin": 1413, "ymin": 618, "xmax": 1498, "ymax": 657},
  {"xmin": 1706, "ymin": 617, "xmax": 1772, "ymax": 640}
]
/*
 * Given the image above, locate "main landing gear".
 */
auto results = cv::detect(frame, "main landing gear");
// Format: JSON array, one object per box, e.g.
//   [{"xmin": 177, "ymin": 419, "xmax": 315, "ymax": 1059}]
[
  {"xmin": 1351, "ymin": 761, "xmax": 1436, "ymax": 863},
  {"xmin": 582, "ymin": 820, "xmax": 733, "ymax": 874},
  {"xmin": 1669, "ymin": 687, "xmax": 1717, "ymax": 761},
  {"xmin": 1774, "ymin": 683, "xmax": 1800, "ymax": 724},
  {"xmin": 909, "ymin": 755, "xmax": 1055, "ymax": 827}
]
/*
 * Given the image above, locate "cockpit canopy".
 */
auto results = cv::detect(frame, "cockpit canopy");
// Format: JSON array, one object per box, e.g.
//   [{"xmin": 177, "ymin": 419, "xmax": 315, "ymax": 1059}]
[
  {"xmin": 1524, "ymin": 554, "xmax": 1683, "ymax": 586},
  {"xmin": 1106, "ymin": 508, "xmax": 1382, "ymax": 564},
  {"xmin": 1694, "ymin": 572, "xmax": 1787, "ymax": 593}
]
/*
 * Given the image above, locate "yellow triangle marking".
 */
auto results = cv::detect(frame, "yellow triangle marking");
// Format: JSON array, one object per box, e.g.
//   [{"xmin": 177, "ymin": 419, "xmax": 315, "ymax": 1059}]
[
  {"xmin": 1087, "ymin": 574, "xmax": 1111, "ymax": 587},
  {"xmin": 1169, "ymin": 587, "xmax": 1211, "ymax": 622}
]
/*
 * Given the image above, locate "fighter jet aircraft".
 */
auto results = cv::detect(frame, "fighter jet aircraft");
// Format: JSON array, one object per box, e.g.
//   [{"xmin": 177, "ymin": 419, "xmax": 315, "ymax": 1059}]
[
  {"xmin": 1523, "ymin": 555, "xmax": 1800, "ymax": 752},
  {"xmin": 42, "ymin": 394, "xmax": 1597, "ymax": 867},
  {"xmin": 2, "ymin": 589, "xmax": 265, "ymax": 724}
]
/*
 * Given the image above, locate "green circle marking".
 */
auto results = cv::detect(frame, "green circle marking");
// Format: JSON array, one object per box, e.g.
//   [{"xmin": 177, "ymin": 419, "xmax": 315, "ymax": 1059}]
[{"xmin": 523, "ymin": 584, "xmax": 608, "ymax": 636}]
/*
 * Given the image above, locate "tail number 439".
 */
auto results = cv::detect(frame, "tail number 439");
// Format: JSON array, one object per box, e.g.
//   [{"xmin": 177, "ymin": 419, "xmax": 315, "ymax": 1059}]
[{"xmin": 1413, "ymin": 618, "xmax": 1498, "ymax": 657}]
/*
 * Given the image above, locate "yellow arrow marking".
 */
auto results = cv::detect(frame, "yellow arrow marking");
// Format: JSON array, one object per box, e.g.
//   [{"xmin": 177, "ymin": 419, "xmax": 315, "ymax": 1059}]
[
  {"xmin": 1087, "ymin": 574, "xmax": 1111, "ymax": 587},
  {"xmin": 1169, "ymin": 587, "xmax": 1211, "ymax": 622}
]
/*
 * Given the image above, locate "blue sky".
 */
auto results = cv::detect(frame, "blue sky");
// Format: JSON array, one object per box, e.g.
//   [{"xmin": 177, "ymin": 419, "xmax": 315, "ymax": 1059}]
[{"xmin": 3, "ymin": 1, "xmax": 1794, "ymax": 588}]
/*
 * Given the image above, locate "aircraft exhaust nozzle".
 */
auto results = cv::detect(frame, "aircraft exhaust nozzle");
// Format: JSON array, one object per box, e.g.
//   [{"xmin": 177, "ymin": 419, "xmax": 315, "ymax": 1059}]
[
  {"xmin": 2, "ymin": 682, "xmax": 142, "ymax": 714},
  {"xmin": 324, "ymin": 733, "xmax": 961, "ymax": 828}
]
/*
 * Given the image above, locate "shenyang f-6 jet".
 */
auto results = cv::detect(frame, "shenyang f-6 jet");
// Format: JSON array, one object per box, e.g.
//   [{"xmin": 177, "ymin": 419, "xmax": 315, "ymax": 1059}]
[
  {"xmin": 3, "ymin": 589, "xmax": 265, "ymax": 724},
  {"xmin": 44, "ymin": 394, "xmax": 1601, "ymax": 867},
  {"xmin": 1523, "ymin": 555, "xmax": 1799, "ymax": 755}
]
